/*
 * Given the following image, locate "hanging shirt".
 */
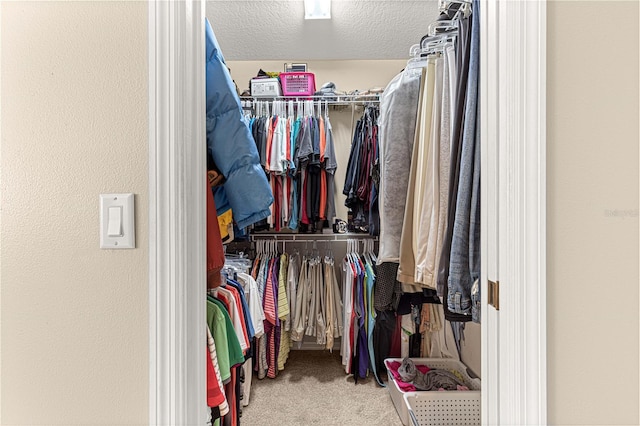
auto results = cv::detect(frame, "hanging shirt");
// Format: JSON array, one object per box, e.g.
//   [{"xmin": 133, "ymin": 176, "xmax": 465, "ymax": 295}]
[
  {"xmin": 365, "ymin": 261, "xmax": 385, "ymax": 386},
  {"xmin": 207, "ymin": 299, "xmax": 244, "ymax": 383},
  {"xmin": 226, "ymin": 279, "xmax": 255, "ymax": 341},
  {"xmin": 377, "ymin": 69, "xmax": 421, "ymax": 263},
  {"xmin": 210, "ymin": 286, "xmax": 250, "ymax": 352},
  {"xmin": 341, "ymin": 257, "xmax": 355, "ymax": 373},
  {"xmin": 207, "ymin": 326, "xmax": 230, "ymax": 413},
  {"xmin": 237, "ymin": 272, "xmax": 265, "ymax": 338},
  {"xmin": 324, "ymin": 116, "xmax": 338, "ymax": 222}
]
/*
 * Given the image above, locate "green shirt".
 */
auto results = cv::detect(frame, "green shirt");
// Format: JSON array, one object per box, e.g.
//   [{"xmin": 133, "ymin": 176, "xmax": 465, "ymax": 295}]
[{"xmin": 207, "ymin": 297, "xmax": 244, "ymax": 383}]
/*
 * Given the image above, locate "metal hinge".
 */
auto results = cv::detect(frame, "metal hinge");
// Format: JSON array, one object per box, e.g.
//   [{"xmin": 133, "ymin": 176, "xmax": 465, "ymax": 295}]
[{"xmin": 488, "ymin": 280, "xmax": 500, "ymax": 310}]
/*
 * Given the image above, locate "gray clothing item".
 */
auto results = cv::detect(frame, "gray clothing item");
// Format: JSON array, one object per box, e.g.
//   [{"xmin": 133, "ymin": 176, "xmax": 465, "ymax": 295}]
[
  {"xmin": 397, "ymin": 357, "xmax": 468, "ymax": 391},
  {"xmin": 285, "ymin": 253, "xmax": 299, "ymax": 332},
  {"xmin": 296, "ymin": 117, "xmax": 314, "ymax": 161},
  {"xmin": 431, "ymin": 46, "xmax": 455, "ymax": 290},
  {"xmin": 435, "ymin": 14, "xmax": 472, "ymax": 315},
  {"xmin": 448, "ymin": 0, "xmax": 480, "ymax": 316},
  {"xmin": 291, "ymin": 258, "xmax": 308, "ymax": 342},
  {"xmin": 257, "ymin": 335, "xmax": 268, "ymax": 380},
  {"xmin": 324, "ymin": 117, "xmax": 338, "ymax": 221},
  {"xmin": 377, "ymin": 70, "xmax": 422, "ymax": 263}
]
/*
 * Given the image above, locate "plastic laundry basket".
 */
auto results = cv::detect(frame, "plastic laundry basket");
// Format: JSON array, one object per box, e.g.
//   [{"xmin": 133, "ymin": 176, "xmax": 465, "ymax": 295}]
[
  {"xmin": 404, "ymin": 390, "xmax": 481, "ymax": 426},
  {"xmin": 385, "ymin": 358, "xmax": 481, "ymax": 426}
]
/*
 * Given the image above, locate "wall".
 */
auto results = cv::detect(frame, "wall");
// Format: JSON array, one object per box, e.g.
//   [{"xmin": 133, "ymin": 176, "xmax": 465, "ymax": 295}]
[
  {"xmin": 547, "ymin": 1, "xmax": 639, "ymax": 424},
  {"xmin": 0, "ymin": 2, "xmax": 149, "ymax": 425}
]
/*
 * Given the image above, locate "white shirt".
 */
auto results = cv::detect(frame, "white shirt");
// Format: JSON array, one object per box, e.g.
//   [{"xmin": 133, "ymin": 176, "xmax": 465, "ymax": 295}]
[{"xmin": 237, "ymin": 272, "xmax": 266, "ymax": 338}]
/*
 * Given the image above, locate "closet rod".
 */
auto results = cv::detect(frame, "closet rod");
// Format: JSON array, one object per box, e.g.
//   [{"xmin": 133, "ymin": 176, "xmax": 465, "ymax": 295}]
[
  {"xmin": 240, "ymin": 95, "xmax": 381, "ymax": 105},
  {"xmin": 250, "ymin": 233, "xmax": 378, "ymax": 242}
]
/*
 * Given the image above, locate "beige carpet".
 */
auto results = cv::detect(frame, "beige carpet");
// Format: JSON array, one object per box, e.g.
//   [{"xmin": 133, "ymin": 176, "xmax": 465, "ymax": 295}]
[{"xmin": 240, "ymin": 350, "xmax": 404, "ymax": 426}]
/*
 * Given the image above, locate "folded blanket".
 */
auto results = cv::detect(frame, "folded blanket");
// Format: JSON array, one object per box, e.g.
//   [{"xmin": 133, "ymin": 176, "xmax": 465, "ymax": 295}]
[
  {"xmin": 386, "ymin": 360, "xmax": 430, "ymax": 392},
  {"xmin": 391, "ymin": 358, "xmax": 470, "ymax": 391}
]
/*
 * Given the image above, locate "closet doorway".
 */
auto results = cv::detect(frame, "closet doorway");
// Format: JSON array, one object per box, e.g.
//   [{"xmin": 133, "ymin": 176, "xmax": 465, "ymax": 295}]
[{"xmin": 147, "ymin": 1, "xmax": 547, "ymax": 425}]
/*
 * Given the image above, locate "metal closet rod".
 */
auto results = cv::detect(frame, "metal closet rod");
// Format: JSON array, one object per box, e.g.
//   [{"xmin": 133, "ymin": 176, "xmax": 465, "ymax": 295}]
[
  {"xmin": 240, "ymin": 94, "xmax": 381, "ymax": 104},
  {"xmin": 250, "ymin": 233, "xmax": 378, "ymax": 242}
]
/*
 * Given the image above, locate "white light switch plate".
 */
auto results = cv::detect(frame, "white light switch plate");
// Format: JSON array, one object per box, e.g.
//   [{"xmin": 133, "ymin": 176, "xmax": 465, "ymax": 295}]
[{"xmin": 100, "ymin": 193, "xmax": 135, "ymax": 249}]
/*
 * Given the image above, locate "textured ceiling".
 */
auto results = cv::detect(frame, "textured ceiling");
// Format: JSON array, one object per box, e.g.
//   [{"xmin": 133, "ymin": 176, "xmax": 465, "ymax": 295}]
[{"xmin": 206, "ymin": 1, "xmax": 441, "ymax": 60}]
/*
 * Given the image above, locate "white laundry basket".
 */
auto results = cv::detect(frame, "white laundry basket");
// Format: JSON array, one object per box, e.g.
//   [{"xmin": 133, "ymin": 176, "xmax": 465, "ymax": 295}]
[{"xmin": 384, "ymin": 358, "xmax": 481, "ymax": 426}]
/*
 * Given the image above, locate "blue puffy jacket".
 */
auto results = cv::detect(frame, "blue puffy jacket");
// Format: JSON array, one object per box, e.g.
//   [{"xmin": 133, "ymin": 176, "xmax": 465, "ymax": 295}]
[{"xmin": 205, "ymin": 19, "xmax": 273, "ymax": 229}]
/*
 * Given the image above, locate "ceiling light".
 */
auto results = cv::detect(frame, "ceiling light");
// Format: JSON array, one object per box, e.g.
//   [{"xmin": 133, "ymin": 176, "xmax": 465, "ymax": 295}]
[{"xmin": 304, "ymin": 0, "xmax": 331, "ymax": 20}]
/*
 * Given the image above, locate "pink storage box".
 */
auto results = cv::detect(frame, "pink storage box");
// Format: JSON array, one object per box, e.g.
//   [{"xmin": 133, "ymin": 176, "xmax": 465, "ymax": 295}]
[{"xmin": 280, "ymin": 72, "xmax": 316, "ymax": 97}]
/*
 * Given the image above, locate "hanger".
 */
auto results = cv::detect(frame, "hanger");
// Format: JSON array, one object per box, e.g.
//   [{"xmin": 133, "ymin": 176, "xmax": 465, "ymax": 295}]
[
  {"xmin": 347, "ymin": 239, "xmax": 356, "ymax": 263},
  {"xmin": 428, "ymin": 20, "xmax": 459, "ymax": 37},
  {"xmin": 405, "ymin": 56, "xmax": 430, "ymax": 70},
  {"xmin": 421, "ymin": 32, "xmax": 456, "ymax": 50}
]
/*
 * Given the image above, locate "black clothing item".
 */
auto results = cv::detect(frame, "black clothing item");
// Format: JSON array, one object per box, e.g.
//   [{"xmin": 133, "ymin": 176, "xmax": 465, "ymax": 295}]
[
  {"xmin": 251, "ymin": 118, "xmax": 259, "ymax": 158},
  {"xmin": 211, "ymin": 407, "xmax": 221, "ymax": 422},
  {"xmin": 344, "ymin": 106, "xmax": 379, "ymax": 232},
  {"xmin": 374, "ymin": 262, "xmax": 403, "ymax": 311},
  {"xmin": 343, "ymin": 119, "xmax": 363, "ymax": 201},
  {"xmin": 235, "ymin": 365, "xmax": 242, "ymax": 424},
  {"xmin": 396, "ymin": 290, "xmax": 441, "ymax": 316},
  {"xmin": 373, "ymin": 310, "xmax": 396, "ymax": 376},
  {"xmin": 255, "ymin": 117, "xmax": 267, "ymax": 167},
  {"xmin": 409, "ymin": 331, "xmax": 422, "ymax": 358}
]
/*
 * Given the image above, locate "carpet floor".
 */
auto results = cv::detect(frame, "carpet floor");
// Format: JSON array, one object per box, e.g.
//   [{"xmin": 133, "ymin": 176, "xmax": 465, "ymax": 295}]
[{"xmin": 240, "ymin": 350, "xmax": 403, "ymax": 426}]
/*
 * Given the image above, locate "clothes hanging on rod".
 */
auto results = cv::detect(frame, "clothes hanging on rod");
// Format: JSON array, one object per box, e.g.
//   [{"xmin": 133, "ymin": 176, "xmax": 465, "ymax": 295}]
[
  {"xmin": 247, "ymin": 100, "xmax": 339, "ymax": 233},
  {"xmin": 207, "ymin": 284, "xmax": 247, "ymax": 426},
  {"xmin": 375, "ymin": 1, "xmax": 480, "ymax": 369},
  {"xmin": 248, "ymin": 240, "xmax": 345, "ymax": 380},
  {"xmin": 205, "ymin": 245, "xmax": 266, "ymax": 426},
  {"xmin": 341, "ymin": 239, "xmax": 385, "ymax": 386},
  {"xmin": 343, "ymin": 105, "xmax": 380, "ymax": 236}
]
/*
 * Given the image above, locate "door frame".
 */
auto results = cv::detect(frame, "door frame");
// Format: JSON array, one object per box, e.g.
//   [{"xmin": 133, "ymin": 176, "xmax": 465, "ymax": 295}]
[
  {"xmin": 480, "ymin": 0, "xmax": 547, "ymax": 424},
  {"xmin": 148, "ymin": 0, "xmax": 547, "ymax": 424},
  {"xmin": 148, "ymin": 1, "xmax": 207, "ymax": 424}
]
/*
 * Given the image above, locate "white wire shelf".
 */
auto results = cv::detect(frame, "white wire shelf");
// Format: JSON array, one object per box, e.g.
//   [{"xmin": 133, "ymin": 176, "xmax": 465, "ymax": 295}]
[
  {"xmin": 250, "ymin": 232, "xmax": 378, "ymax": 242},
  {"xmin": 240, "ymin": 94, "xmax": 381, "ymax": 106}
]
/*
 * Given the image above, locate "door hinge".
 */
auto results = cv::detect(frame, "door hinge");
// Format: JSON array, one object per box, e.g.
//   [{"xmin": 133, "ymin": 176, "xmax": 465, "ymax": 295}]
[{"xmin": 488, "ymin": 280, "xmax": 500, "ymax": 310}]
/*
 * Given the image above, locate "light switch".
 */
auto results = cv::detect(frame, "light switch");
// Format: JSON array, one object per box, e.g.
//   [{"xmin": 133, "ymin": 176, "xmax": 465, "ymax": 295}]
[
  {"xmin": 100, "ymin": 193, "xmax": 135, "ymax": 249},
  {"xmin": 107, "ymin": 206, "xmax": 123, "ymax": 237}
]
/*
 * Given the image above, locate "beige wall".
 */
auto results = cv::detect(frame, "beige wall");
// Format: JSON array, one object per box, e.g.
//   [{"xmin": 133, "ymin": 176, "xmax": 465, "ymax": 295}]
[
  {"xmin": 227, "ymin": 59, "xmax": 407, "ymax": 95},
  {"xmin": 0, "ymin": 2, "xmax": 149, "ymax": 425},
  {"xmin": 547, "ymin": 1, "xmax": 639, "ymax": 424}
]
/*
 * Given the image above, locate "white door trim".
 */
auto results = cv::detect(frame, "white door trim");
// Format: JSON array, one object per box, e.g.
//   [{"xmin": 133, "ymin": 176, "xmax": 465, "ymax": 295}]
[
  {"xmin": 148, "ymin": 1, "xmax": 207, "ymax": 424},
  {"xmin": 481, "ymin": 0, "xmax": 547, "ymax": 424},
  {"xmin": 149, "ymin": 0, "xmax": 546, "ymax": 424}
]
